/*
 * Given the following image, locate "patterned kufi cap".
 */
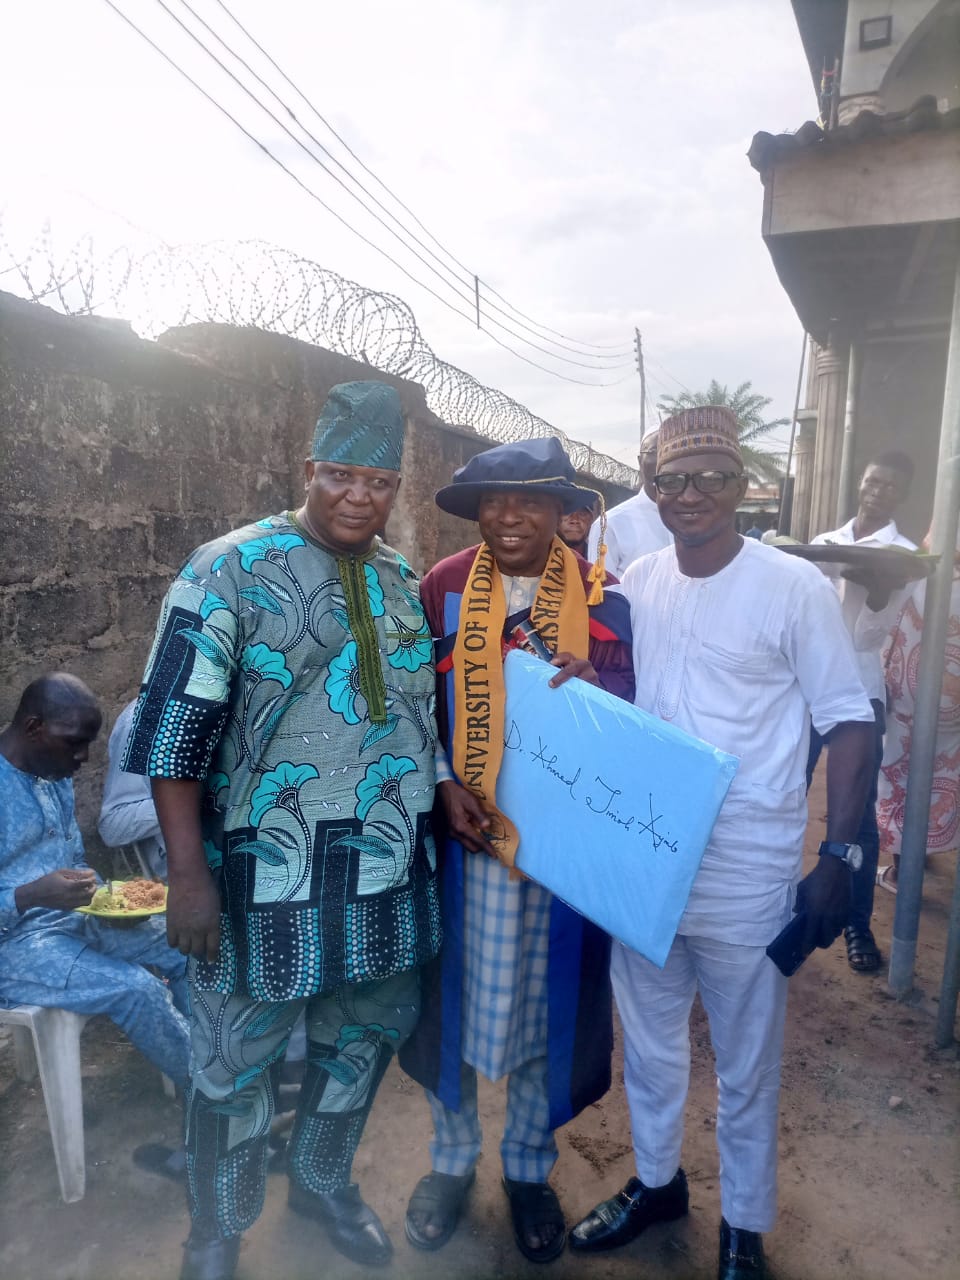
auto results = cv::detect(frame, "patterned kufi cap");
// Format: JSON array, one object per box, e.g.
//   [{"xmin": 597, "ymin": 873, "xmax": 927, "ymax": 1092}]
[
  {"xmin": 311, "ymin": 381, "xmax": 405, "ymax": 471},
  {"xmin": 657, "ymin": 406, "xmax": 743, "ymax": 469}
]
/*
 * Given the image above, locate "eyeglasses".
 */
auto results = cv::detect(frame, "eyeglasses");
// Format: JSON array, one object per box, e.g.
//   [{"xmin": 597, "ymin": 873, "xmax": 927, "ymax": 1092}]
[{"xmin": 653, "ymin": 470, "xmax": 743, "ymax": 496}]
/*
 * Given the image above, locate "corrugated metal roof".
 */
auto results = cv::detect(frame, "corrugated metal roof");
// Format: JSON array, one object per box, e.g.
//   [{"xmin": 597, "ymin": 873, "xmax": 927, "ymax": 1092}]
[{"xmin": 748, "ymin": 95, "xmax": 960, "ymax": 173}]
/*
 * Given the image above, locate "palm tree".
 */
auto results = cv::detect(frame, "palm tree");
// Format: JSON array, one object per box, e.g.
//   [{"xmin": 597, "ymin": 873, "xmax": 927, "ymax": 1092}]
[{"xmin": 656, "ymin": 380, "xmax": 787, "ymax": 484}]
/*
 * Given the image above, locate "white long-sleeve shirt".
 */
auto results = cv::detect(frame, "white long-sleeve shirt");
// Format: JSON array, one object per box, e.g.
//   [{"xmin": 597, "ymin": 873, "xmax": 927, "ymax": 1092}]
[
  {"xmin": 98, "ymin": 702, "xmax": 166, "ymax": 877},
  {"xmin": 810, "ymin": 518, "xmax": 917, "ymax": 703}
]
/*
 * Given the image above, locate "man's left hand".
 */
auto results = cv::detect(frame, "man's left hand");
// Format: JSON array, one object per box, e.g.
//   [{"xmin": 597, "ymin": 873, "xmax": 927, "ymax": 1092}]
[
  {"xmin": 548, "ymin": 652, "xmax": 599, "ymax": 688},
  {"xmin": 795, "ymin": 855, "xmax": 852, "ymax": 951}
]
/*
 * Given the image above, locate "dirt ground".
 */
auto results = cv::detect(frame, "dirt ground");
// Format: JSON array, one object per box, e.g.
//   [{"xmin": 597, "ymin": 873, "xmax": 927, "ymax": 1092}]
[{"xmin": 1, "ymin": 770, "xmax": 958, "ymax": 1280}]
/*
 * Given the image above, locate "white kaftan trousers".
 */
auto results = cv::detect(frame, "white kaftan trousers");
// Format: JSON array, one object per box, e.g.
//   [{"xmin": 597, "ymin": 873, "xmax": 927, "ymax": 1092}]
[{"xmin": 611, "ymin": 935, "xmax": 788, "ymax": 1233}]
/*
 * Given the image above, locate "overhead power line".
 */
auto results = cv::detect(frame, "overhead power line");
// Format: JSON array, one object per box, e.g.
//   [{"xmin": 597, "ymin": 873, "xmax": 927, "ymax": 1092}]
[
  {"xmin": 647, "ymin": 356, "xmax": 693, "ymax": 396},
  {"xmin": 209, "ymin": 0, "xmax": 634, "ymax": 358},
  {"xmin": 102, "ymin": 0, "xmax": 628, "ymax": 386},
  {"xmin": 168, "ymin": 0, "xmax": 633, "ymax": 365},
  {"xmin": 150, "ymin": 0, "xmax": 635, "ymax": 373},
  {"xmin": 161, "ymin": 0, "xmax": 633, "ymax": 370}
]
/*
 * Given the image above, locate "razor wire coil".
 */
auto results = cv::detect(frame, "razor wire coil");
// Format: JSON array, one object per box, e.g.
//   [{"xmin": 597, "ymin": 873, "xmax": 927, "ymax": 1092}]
[{"xmin": 0, "ymin": 218, "xmax": 640, "ymax": 487}]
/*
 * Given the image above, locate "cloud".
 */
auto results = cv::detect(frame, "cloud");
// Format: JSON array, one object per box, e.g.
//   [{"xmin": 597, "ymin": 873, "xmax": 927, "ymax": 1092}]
[{"xmin": 0, "ymin": 0, "xmax": 815, "ymax": 466}]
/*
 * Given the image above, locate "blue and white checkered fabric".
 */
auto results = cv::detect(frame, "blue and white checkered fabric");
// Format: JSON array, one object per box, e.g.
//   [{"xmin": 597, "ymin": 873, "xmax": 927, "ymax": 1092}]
[
  {"xmin": 461, "ymin": 854, "xmax": 550, "ymax": 1080},
  {"xmin": 427, "ymin": 1054, "xmax": 558, "ymax": 1181}
]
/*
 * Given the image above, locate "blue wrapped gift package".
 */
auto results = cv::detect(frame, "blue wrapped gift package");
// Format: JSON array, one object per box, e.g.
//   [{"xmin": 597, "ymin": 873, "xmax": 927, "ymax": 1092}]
[{"xmin": 497, "ymin": 650, "xmax": 738, "ymax": 967}]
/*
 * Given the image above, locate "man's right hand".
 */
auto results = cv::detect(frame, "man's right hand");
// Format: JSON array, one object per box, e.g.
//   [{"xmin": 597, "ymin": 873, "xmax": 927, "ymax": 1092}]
[
  {"xmin": 166, "ymin": 869, "xmax": 221, "ymax": 962},
  {"xmin": 15, "ymin": 868, "xmax": 97, "ymax": 913},
  {"xmin": 151, "ymin": 778, "xmax": 220, "ymax": 961},
  {"xmin": 438, "ymin": 779, "xmax": 497, "ymax": 856}
]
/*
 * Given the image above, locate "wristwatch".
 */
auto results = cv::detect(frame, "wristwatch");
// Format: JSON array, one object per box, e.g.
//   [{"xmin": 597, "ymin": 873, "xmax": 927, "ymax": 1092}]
[{"xmin": 818, "ymin": 840, "xmax": 864, "ymax": 871}]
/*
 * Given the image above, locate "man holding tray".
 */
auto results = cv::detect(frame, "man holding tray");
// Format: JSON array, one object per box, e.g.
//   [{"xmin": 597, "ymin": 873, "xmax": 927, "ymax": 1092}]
[
  {"xmin": 808, "ymin": 450, "xmax": 918, "ymax": 973},
  {"xmin": 570, "ymin": 407, "xmax": 874, "ymax": 1280},
  {"xmin": 0, "ymin": 673, "xmax": 189, "ymax": 1086},
  {"xmin": 400, "ymin": 437, "xmax": 634, "ymax": 1264}
]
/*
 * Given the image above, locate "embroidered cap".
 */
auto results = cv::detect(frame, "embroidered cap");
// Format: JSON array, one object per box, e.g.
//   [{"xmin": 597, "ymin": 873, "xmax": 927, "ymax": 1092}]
[
  {"xmin": 657, "ymin": 406, "xmax": 743, "ymax": 469},
  {"xmin": 435, "ymin": 437, "xmax": 599, "ymax": 521},
  {"xmin": 311, "ymin": 381, "xmax": 405, "ymax": 471}
]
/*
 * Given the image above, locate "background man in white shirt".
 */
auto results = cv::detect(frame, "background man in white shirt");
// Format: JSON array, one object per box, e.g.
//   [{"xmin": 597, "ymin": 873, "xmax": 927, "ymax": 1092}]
[
  {"xmin": 808, "ymin": 451, "xmax": 918, "ymax": 974},
  {"xmin": 587, "ymin": 429, "xmax": 672, "ymax": 577},
  {"xmin": 570, "ymin": 406, "xmax": 874, "ymax": 1280}
]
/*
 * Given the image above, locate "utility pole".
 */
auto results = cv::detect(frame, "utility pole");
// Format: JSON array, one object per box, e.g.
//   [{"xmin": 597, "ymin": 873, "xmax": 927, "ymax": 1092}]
[
  {"xmin": 635, "ymin": 328, "xmax": 646, "ymax": 435},
  {"xmin": 474, "ymin": 275, "xmax": 481, "ymax": 329}
]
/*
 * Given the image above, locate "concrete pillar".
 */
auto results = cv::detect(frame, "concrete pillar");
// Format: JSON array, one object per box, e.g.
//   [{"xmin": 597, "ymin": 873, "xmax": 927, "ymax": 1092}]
[
  {"xmin": 791, "ymin": 409, "xmax": 818, "ymax": 542},
  {"xmin": 804, "ymin": 337, "xmax": 819, "ymax": 407},
  {"xmin": 807, "ymin": 338, "xmax": 849, "ymax": 538},
  {"xmin": 835, "ymin": 339, "xmax": 862, "ymax": 526}
]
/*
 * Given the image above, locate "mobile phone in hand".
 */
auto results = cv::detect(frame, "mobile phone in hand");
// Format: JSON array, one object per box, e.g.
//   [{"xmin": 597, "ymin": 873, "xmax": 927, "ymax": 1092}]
[
  {"xmin": 766, "ymin": 911, "xmax": 813, "ymax": 977},
  {"xmin": 511, "ymin": 619, "xmax": 553, "ymax": 662}
]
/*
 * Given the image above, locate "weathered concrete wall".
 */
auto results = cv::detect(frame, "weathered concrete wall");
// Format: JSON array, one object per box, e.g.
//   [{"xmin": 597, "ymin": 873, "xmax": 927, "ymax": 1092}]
[
  {"xmin": 802, "ymin": 332, "xmax": 944, "ymax": 542},
  {"xmin": 854, "ymin": 334, "xmax": 948, "ymax": 543},
  {"xmin": 0, "ymin": 291, "xmax": 630, "ymax": 845}
]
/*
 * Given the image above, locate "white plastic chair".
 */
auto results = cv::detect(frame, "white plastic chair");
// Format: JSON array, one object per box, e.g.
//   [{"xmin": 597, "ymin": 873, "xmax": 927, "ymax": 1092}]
[{"xmin": 0, "ymin": 1004, "xmax": 175, "ymax": 1203}]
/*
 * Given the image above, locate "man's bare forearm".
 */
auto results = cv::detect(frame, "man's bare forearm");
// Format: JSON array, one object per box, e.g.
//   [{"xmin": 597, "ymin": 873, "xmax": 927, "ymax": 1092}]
[
  {"xmin": 152, "ymin": 777, "xmax": 221, "ymax": 960},
  {"xmin": 824, "ymin": 720, "xmax": 874, "ymax": 842},
  {"xmin": 151, "ymin": 778, "xmax": 207, "ymax": 880}
]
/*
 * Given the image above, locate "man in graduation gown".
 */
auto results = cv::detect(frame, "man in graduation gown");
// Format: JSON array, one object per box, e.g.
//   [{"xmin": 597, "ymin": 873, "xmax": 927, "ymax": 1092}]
[{"xmin": 399, "ymin": 437, "xmax": 634, "ymax": 1264}]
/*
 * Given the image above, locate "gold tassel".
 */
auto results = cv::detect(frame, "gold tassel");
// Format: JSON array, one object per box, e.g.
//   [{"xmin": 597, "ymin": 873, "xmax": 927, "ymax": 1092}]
[{"xmin": 586, "ymin": 491, "xmax": 607, "ymax": 604}]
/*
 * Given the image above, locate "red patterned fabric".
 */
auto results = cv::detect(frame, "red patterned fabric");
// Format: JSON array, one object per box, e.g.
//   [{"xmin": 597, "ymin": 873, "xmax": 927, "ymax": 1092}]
[{"xmin": 878, "ymin": 568, "xmax": 960, "ymax": 857}]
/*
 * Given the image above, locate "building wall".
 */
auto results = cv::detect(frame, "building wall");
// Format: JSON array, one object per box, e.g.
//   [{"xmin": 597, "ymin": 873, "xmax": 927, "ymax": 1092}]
[
  {"xmin": 801, "ymin": 332, "xmax": 947, "ymax": 541},
  {"xmin": 882, "ymin": 5, "xmax": 960, "ymax": 111},
  {"xmin": 853, "ymin": 334, "xmax": 949, "ymax": 539},
  {"xmin": 0, "ymin": 291, "xmax": 630, "ymax": 847},
  {"xmin": 840, "ymin": 0, "xmax": 943, "ymax": 98}
]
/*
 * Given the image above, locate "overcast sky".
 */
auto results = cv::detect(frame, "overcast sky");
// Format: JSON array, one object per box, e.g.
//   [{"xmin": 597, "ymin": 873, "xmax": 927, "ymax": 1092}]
[{"xmin": 1, "ymin": 0, "xmax": 818, "ymax": 466}]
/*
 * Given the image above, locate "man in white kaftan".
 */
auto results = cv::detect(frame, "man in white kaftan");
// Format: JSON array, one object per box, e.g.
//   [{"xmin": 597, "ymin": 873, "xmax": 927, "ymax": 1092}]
[{"xmin": 571, "ymin": 406, "xmax": 874, "ymax": 1280}]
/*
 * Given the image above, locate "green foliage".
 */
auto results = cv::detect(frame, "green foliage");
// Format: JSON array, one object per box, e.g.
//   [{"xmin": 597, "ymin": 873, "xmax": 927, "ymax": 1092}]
[{"xmin": 656, "ymin": 380, "xmax": 787, "ymax": 485}]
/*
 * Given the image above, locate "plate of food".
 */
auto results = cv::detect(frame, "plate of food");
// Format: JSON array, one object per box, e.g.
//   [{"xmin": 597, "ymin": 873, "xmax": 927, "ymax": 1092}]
[{"xmin": 77, "ymin": 878, "xmax": 168, "ymax": 919}]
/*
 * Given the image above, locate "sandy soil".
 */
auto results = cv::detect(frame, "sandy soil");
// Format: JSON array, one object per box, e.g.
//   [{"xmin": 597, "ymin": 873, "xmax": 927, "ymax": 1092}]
[{"xmin": 1, "ymin": 772, "xmax": 957, "ymax": 1280}]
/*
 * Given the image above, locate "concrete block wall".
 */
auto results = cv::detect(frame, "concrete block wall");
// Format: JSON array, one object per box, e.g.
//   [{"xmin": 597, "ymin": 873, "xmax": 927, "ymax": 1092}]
[{"xmin": 0, "ymin": 292, "xmax": 631, "ymax": 845}]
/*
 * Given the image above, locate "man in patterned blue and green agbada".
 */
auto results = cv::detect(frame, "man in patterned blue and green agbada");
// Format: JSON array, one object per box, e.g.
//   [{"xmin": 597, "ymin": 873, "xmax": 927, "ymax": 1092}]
[{"xmin": 125, "ymin": 381, "xmax": 440, "ymax": 1280}]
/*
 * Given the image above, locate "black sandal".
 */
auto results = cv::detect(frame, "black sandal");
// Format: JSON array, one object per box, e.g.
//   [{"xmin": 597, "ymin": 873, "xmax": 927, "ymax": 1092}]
[
  {"xmin": 405, "ymin": 1170, "xmax": 475, "ymax": 1251},
  {"xmin": 844, "ymin": 925, "xmax": 882, "ymax": 973},
  {"xmin": 502, "ymin": 1177, "xmax": 566, "ymax": 1264}
]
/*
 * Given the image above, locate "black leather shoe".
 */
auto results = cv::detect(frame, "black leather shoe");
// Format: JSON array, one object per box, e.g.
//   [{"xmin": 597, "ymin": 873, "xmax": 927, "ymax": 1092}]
[
  {"xmin": 718, "ymin": 1217, "xmax": 767, "ymax": 1279},
  {"xmin": 569, "ymin": 1169, "xmax": 689, "ymax": 1253},
  {"xmin": 288, "ymin": 1182, "xmax": 392, "ymax": 1266},
  {"xmin": 180, "ymin": 1234, "xmax": 241, "ymax": 1280}
]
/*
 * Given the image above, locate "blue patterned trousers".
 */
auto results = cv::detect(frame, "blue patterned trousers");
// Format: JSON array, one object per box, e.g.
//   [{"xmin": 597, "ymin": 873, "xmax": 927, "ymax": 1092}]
[{"xmin": 185, "ymin": 967, "xmax": 420, "ymax": 1242}]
